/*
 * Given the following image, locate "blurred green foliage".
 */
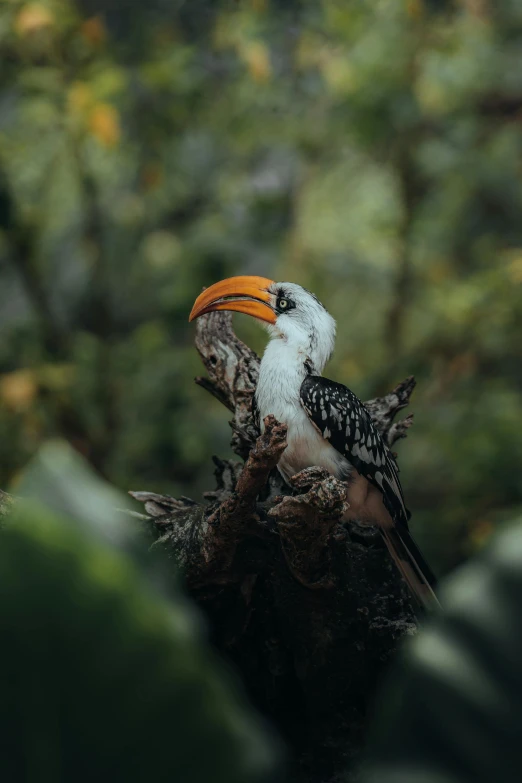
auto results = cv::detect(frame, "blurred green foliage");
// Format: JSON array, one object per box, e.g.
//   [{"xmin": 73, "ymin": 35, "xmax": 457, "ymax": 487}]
[
  {"xmin": 1, "ymin": 0, "xmax": 522, "ymax": 573},
  {"xmin": 361, "ymin": 517, "xmax": 522, "ymax": 783},
  {"xmin": 0, "ymin": 441, "xmax": 276, "ymax": 782}
]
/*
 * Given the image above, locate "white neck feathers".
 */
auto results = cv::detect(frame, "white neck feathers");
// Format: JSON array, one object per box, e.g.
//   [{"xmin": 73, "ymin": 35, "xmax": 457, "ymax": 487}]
[{"xmin": 254, "ymin": 282, "xmax": 336, "ymax": 426}]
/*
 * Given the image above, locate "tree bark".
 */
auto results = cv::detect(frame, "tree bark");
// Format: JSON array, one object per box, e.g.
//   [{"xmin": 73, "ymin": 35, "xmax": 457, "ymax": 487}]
[{"xmin": 130, "ymin": 311, "xmax": 419, "ymax": 783}]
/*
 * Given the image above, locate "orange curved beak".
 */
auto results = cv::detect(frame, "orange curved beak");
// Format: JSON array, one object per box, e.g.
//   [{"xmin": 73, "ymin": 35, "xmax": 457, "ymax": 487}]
[{"xmin": 189, "ymin": 275, "xmax": 276, "ymax": 324}]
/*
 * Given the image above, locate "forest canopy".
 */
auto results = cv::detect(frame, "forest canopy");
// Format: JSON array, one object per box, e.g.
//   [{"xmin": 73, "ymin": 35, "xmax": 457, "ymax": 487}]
[{"xmin": 1, "ymin": 0, "xmax": 522, "ymax": 575}]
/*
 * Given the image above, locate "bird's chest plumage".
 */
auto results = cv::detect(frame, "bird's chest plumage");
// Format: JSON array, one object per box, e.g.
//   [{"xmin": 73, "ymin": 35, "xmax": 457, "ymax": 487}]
[{"xmin": 255, "ymin": 348, "xmax": 351, "ymax": 484}]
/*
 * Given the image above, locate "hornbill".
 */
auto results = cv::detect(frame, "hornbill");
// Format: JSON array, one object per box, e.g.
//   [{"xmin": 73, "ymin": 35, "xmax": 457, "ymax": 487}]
[{"xmin": 189, "ymin": 276, "xmax": 439, "ymax": 610}]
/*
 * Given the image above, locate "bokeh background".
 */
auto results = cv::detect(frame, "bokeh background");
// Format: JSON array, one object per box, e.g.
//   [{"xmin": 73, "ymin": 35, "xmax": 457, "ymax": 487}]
[{"xmin": 1, "ymin": 0, "xmax": 522, "ymax": 576}]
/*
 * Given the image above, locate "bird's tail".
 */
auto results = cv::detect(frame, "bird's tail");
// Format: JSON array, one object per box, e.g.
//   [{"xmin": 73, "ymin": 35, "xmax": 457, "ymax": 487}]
[{"xmin": 380, "ymin": 526, "xmax": 441, "ymax": 612}]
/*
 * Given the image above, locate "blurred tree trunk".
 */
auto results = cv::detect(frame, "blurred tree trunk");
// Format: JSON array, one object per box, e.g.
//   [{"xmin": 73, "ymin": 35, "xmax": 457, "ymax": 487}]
[{"xmin": 131, "ymin": 312, "xmax": 420, "ymax": 783}]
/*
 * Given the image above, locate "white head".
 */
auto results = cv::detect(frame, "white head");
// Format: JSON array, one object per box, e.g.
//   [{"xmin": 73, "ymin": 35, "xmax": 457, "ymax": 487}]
[
  {"xmin": 189, "ymin": 276, "xmax": 336, "ymax": 373},
  {"xmin": 262, "ymin": 281, "xmax": 336, "ymax": 372}
]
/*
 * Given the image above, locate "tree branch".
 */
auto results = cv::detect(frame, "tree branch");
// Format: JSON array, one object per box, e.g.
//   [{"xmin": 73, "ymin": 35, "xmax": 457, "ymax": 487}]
[
  {"xmin": 270, "ymin": 470, "xmax": 348, "ymax": 589},
  {"xmin": 207, "ymin": 415, "xmax": 287, "ymax": 527},
  {"xmin": 127, "ymin": 313, "xmax": 419, "ymax": 783},
  {"xmin": 194, "ymin": 310, "xmax": 261, "ymax": 458},
  {"xmin": 1, "ymin": 310, "xmax": 420, "ymax": 783}
]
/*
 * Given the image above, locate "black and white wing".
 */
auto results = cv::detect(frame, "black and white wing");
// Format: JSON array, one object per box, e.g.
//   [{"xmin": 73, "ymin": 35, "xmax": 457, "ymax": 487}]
[{"xmin": 300, "ymin": 375, "xmax": 410, "ymax": 528}]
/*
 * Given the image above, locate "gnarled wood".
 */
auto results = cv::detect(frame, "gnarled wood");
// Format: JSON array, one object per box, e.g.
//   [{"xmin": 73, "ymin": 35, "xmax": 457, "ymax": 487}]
[
  {"xmin": 130, "ymin": 310, "xmax": 419, "ymax": 783},
  {"xmin": 0, "ymin": 311, "xmax": 420, "ymax": 783}
]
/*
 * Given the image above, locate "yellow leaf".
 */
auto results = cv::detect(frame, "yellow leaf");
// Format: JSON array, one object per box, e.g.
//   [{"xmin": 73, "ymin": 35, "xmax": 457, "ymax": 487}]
[
  {"xmin": 468, "ymin": 519, "xmax": 494, "ymax": 551},
  {"xmin": 415, "ymin": 75, "xmax": 449, "ymax": 116},
  {"xmin": 142, "ymin": 231, "xmax": 181, "ymax": 268},
  {"xmin": 507, "ymin": 255, "xmax": 522, "ymax": 284},
  {"xmin": 15, "ymin": 4, "xmax": 53, "ymax": 36},
  {"xmin": 141, "ymin": 162, "xmax": 163, "ymax": 192},
  {"xmin": 405, "ymin": 0, "xmax": 423, "ymax": 19},
  {"xmin": 88, "ymin": 103, "xmax": 121, "ymax": 148},
  {"xmin": 80, "ymin": 16, "xmax": 106, "ymax": 47},
  {"xmin": 296, "ymin": 32, "xmax": 324, "ymax": 70},
  {"xmin": 338, "ymin": 358, "xmax": 362, "ymax": 382},
  {"xmin": 240, "ymin": 40, "xmax": 271, "ymax": 83},
  {"xmin": 38, "ymin": 363, "xmax": 75, "ymax": 391},
  {"xmin": 427, "ymin": 260, "xmax": 453, "ymax": 283},
  {"xmin": 460, "ymin": 0, "xmax": 489, "ymax": 19},
  {"xmin": 68, "ymin": 82, "xmax": 93, "ymax": 117},
  {"xmin": 447, "ymin": 351, "xmax": 476, "ymax": 379},
  {"xmin": 0, "ymin": 370, "xmax": 37, "ymax": 412},
  {"xmin": 91, "ymin": 67, "xmax": 126, "ymax": 100},
  {"xmin": 321, "ymin": 53, "xmax": 357, "ymax": 95}
]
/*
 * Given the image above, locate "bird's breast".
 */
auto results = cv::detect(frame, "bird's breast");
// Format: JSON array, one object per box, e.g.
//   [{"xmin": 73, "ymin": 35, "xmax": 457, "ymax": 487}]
[
  {"xmin": 258, "ymin": 397, "xmax": 351, "ymax": 484},
  {"xmin": 256, "ymin": 347, "xmax": 351, "ymax": 483}
]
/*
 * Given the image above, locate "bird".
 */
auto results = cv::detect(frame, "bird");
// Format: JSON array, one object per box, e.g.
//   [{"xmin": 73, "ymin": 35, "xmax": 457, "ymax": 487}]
[{"xmin": 189, "ymin": 276, "xmax": 439, "ymax": 610}]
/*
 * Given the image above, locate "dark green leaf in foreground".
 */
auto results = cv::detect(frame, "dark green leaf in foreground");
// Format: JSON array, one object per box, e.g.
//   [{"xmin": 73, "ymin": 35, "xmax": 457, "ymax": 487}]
[
  {"xmin": 0, "ymin": 444, "xmax": 277, "ymax": 783},
  {"xmin": 360, "ymin": 520, "xmax": 522, "ymax": 783}
]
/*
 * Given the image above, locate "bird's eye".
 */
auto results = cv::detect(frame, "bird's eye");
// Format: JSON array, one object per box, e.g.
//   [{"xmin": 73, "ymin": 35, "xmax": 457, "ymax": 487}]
[{"xmin": 278, "ymin": 298, "xmax": 289, "ymax": 310}]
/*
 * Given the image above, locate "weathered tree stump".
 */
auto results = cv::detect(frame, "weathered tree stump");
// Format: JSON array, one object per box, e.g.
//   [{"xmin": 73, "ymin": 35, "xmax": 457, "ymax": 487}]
[{"xmin": 131, "ymin": 311, "xmax": 419, "ymax": 783}]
